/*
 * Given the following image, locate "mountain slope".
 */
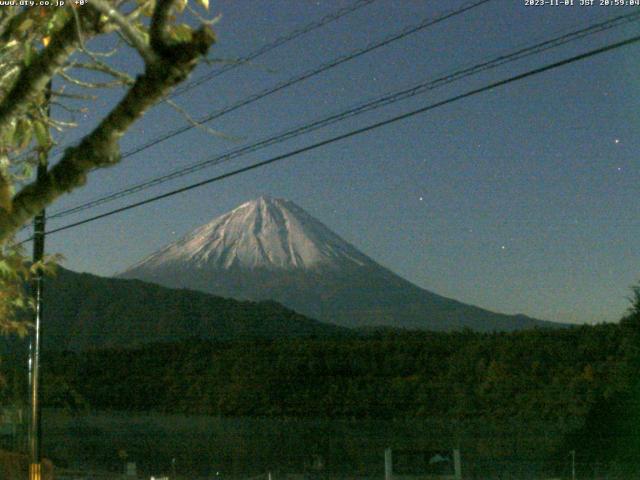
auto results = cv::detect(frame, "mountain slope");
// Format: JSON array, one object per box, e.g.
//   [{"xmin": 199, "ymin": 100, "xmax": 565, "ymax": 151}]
[
  {"xmin": 39, "ymin": 267, "xmax": 348, "ymax": 351},
  {"xmin": 120, "ymin": 196, "xmax": 561, "ymax": 332},
  {"xmin": 125, "ymin": 196, "xmax": 371, "ymax": 272}
]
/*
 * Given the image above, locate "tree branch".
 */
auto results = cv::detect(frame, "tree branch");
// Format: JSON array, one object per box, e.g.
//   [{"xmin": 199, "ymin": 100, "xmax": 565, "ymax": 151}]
[
  {"xmin": 90, "ymin": 0, "xmax": 157, "ymax": 64},
  {"xmin": 0, "ymin": 9, "xmax": 100, "ymax": 134},
  {"xmin": 165, "ymin": 98, "xmax": 237, "ymax": 140},
  {"xmin": 0, "ymin": 8, "xmax": 27, "ymax": 43},
  {"xmin": 59, "ymin": 71, "xmax": 131, "ymax": 89},
  {"xmin": 68, "ymin": 61, "xmax": 134, "ymax": 85},
  {"xmin": 150, "ymin": 0, "xmax": 175, "ymax": 52},
  {"xmin": 0, "ymin": 24, "xmax": 215, "ymax": 242}
]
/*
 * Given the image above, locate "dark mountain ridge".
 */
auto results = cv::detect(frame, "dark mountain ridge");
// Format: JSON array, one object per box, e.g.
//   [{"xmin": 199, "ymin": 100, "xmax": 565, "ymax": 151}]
[{"xmin": 37, "ymin": 267, "xmax": 349, "ymax": 351}]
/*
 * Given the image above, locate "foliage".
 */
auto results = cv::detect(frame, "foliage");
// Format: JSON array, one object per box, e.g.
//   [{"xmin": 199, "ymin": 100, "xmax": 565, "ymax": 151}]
[
  {"xmin": 621, "ymin": 282, "xmax": 640, "ymax": 327},
  {"xmin": 0, "ymin": 321, "xmax": 621, "ymax": 474},
  {"xmin": 28, "ymin": 323, "xmax": 625, "ymax": 422},
  {"xmin": 0, "ymin": 0, "xmax": 216, "ymax": 333},
  {"xmin": 1, "ymin": 285, "xmax": 636, "ymax": 474}
]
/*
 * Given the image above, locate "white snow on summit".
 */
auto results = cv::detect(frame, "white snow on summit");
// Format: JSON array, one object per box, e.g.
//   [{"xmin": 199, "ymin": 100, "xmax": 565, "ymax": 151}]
[{"xmin": 124, "ymin": 196, "xmax": 371, "ymax": 272}]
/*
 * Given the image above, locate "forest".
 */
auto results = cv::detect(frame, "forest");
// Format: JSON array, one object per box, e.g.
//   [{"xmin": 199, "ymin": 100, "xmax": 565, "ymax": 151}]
[
  {"xmin": 2, "ymin": 296, "xmax": 639, "ymax": 476},
  {"xmin": 4, "ymin": 314, "xmax": 635, "ymax": 472}
]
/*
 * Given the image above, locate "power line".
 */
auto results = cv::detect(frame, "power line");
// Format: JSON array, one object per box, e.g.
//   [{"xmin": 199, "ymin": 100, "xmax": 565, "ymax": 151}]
[
  {"xmin": 170, "ymin": 0, "xmax": 379, "ymax": 98},
  {"xmin": 40, "ymin": 0, "xmax": 496, "ymax": 222},
  {"xmin": 47, "ymin": 0, "xmax": 493, "ymax": 167},
  {"xmin": 23, "ymin": 0, "xmax": 377, "ymax": 165},
  {"xmin": 46, "ymin": 10, "xmax": 640, "ymax": 221},
  {"xmin": 32, "ymin": 33, "xmax": 640, "ymax": 241}
]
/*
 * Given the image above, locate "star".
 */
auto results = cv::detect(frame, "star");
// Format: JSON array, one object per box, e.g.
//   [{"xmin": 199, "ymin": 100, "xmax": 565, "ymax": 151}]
[
  {"xmin": 614, "ymin": 138, "xmax": 620, "ymax": 144},
  {"xmin": 419, "ymin": 196, "xmax": 424, "ymax": 202},
  {"xmin": 500, "ymin": 245, "xmax": 506, "ymax": 250}
]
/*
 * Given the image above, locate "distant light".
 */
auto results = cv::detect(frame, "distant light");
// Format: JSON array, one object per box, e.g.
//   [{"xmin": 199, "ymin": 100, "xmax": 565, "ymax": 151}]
[{"xmin": 614, "ymin": 138, "xmax": 620, "ymax": 144}]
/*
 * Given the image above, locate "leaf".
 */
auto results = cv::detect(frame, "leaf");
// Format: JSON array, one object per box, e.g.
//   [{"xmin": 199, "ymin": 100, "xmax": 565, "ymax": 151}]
[
  {"xmin": 33, "ymin": 121, "xmax": 50, "ymax": 149},
  {"xmin": 13, "ymin": 118, "xmax": 32, "ymax": 150},
  {"xmin": 46, "ymin": 8, "xmax": 69, "ymax": 35},
  {"xmin": 196, "ymin": 0, "xmax": 209, "ymax": 10},
  {"xmin": 141, "ymin": 0, "xmax": 156, "ymax": 17},
  {"xmin": 134, "ymin": 22, "xmax": 151, "ymax": 43},
  {"xmin": 1, "ymin": 119, "xmax": 17, "ymax": 145},
  {"xmin": 175, "ymin": 0, "xmax": 187, "ymax": 13},
  {"xmin": 0, "ymin": 259, "xmax": 12, "ymax": 278},
  {"xmin": 24, "ymin": 43, "xmax": 34, "ymax": 67},
  {"xmin": 17, "ymin": 18, "xmax": 34, "ymax": 34},
  {"xmin": 16, "ymin": 161, "xmax": 33, "ymax": 181},
  {"xmin": 170, "ymin": 24, "xmax": 193, "ymax": 43}
]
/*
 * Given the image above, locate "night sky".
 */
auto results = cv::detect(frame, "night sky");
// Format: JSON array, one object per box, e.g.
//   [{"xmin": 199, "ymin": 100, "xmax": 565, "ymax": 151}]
[{"xmin": 26, "ymin": 0, "xmax": 640, "ymax": 325}]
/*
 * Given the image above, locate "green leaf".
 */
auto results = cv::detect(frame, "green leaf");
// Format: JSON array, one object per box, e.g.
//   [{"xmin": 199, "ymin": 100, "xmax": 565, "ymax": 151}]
[
  {"xmin": 134, "ymin": 22, "xmax": 151, "ymax": 43},
  {"xmin": 141, "ymin": 0, "xmax": 156, "ymax": 17},
  {"xmin": 46, "ymin": 9, "xmax": 69, "ymax": 35},
  {"xmin": 2, "ymin": 119, "xmax": 16, "ymax": 145},
  {"xmin": 0, "ymin": 259, "xmax": 12, "ymax": 278},
  {"xmin": 196, "ymin": 0, "xmax": 209, "ymax": 10},
  {"xmin": 17, "ymin": 161, "xmax": 33, "ymax": 181},
  {"xmin": 23, "ymin": 43, "xmax": 34, "ymax": 67},
  {"xmin": 33, "ymin": 121, "xmax": 50, "ymax": 149},
  {"xmin": 13, "ymin": 118, "xmax": 32, "ymax": 150},
  {"xmin": 170, "ymin": 24, "xmax": 193, "ymax": 42},
  {"xmin": 17, "ymin": 18, "xmax": 34, "ymax": 34}
]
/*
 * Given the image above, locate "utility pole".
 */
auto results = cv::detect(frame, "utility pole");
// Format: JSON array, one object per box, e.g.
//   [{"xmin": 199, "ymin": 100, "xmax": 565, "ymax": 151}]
[
  {"xmin": 28, "ymin": 78, "xmax": 51, "ymax": 480},
  {"xmin": 570, "ymin": 449, "xmax": 576, "ymax": 480}
]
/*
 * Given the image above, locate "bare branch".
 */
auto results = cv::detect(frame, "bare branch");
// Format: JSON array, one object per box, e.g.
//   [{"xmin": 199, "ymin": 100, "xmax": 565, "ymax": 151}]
[
  {"xmin": 165, "ymin": 98, "xmax": 239, "ymax": 141},
  {"xmin": 46, "ymin": 118, "xmax": 78, "ymax": 130},
  {"xmin": 0, "ymin": 9, "xmax": 101, "ymax": 134},
  {"xmin": 185, "ymin": 5, "xmax": 222, "ymax": 26},
  {"xmin": 126, "ymin": 1, "xmax": 151, "ymax": 22},
  {"xmin": 51, "ymin": 90, "xmax": 98, "ymax": 101},
  {"xmin": 59, "ymin": 71, "xmax": 130, "ymax": 89},
  {"xmin": 69, "ymin": 4, "xmax": 87, "ymax": 49},
  {"xmin": 51, "ymin": 101, "xmax": 86, "ymax": 115},
  {"xmin": 0, "ymin": 24, "xmax": 215, "ymax": 241},
  {"xmin": 90, "ymin": 0, "xmax": 157, "ymax": 64},
  {"xmin": 79, "ymin": 43, "xmax": 120, "ymax": 58},
  {"xmin": 68, "ymin": 61, "xmax": 134, "ymax": 84}
]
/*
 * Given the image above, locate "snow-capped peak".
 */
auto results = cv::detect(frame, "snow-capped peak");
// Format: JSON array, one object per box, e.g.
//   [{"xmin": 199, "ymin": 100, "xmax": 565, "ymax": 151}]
[{"xmin": 123, "ymin": 196, "xmax": 371, "ymax": 272}]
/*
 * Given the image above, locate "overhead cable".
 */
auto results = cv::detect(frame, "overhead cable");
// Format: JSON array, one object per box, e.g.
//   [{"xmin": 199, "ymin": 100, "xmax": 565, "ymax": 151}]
[
  {"xmin": 47, "ymin": 10, "xmax": 640, "ymax": 221},
  {"xmin": 28, "ymin": 33, "xmax": 640, "ymax": 241}
]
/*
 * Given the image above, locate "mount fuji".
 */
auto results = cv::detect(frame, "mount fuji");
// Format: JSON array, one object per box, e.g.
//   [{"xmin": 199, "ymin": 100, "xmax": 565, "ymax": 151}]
[{"xmin": 119, "ymin": 196, "xmax": 559, "ymax": 331}]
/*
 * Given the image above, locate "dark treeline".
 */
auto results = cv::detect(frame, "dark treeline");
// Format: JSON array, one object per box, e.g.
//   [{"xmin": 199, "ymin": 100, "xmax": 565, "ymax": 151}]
[
  {"xmin": 33, "ymin": 321, "xmax": 638, "ymax": 423},
  {"xmin": 3, "ymin": 310, "xmax": 640, "ymax": 475}
]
